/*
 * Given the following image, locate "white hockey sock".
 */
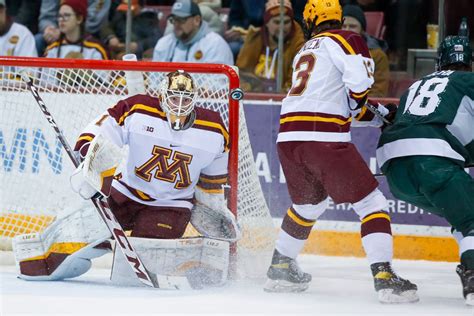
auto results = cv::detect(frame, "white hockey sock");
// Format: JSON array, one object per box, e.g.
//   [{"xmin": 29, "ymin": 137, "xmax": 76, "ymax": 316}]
[{"xmin": 276, "ymin": 229, "xmax": 307, "ymax": 259}]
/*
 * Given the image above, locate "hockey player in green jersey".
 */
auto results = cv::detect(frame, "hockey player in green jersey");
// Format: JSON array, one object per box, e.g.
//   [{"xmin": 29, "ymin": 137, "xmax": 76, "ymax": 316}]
[{"xmin": 377, "ymin": 35, "xmax": 474, "ymax": 305}]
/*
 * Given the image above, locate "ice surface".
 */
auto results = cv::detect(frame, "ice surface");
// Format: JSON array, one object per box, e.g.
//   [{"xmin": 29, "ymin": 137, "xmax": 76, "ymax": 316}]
[{"xmin": 1, "ymin": 255, "xmax": 473, "ymax": 315}]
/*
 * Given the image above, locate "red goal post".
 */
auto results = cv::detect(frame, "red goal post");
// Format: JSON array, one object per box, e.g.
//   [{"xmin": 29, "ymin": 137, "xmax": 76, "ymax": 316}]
[{"xmin": 0, "ymin": 57, "xmax": 274, "ymax": 279}]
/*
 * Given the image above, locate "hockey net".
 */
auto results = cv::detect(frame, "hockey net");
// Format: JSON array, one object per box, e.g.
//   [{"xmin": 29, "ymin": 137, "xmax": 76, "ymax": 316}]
[{"xmin": 0, "ymin": 57, "xmax": 275, "ymax": 279}]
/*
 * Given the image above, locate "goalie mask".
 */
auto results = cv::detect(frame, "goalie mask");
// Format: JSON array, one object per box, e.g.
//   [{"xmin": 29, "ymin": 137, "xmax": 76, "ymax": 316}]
[{"xmin": 161, "ymin": 70, "xmax": 197, "ymax": 131}]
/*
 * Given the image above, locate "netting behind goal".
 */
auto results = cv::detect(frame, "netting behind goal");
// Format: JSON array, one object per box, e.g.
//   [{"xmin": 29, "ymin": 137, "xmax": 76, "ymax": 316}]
[{"xmin": 0, "ymin": 57, "xmax": 275, "ymax": 279}]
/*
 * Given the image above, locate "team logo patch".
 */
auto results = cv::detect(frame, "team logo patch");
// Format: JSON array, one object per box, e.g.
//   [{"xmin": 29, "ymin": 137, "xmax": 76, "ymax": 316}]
[
  {"xmin": 194, "ymin": 50, "xmax": 203, "ymax": 60},
  {"xmin": 9, "ymin": 36, "xmax": 19, "ymax": 44}
]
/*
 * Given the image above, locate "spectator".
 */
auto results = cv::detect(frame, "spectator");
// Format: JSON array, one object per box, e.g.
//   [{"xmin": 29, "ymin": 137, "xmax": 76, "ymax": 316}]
[
  {"xmin": 236, "ymin": 0, "xmax": 304, "ymax": 92},
  {"xmin": 225, "ymin": 0, "xmax": 265, "ymax": 60},
  {"xmin": 44, "ymin": 0, "xmax": 108, "ymax": 60},
  {"xmin": 101, "ymin": 0, "xmax": 162, "ymax": 60},
  {"xmin": 153, "ymin": 0, "xmax": 233, "ymax": 65},
  {"xmin": 164, "ymin": 2, "xmax": 225, "ymax": 36},
  {"xmin": 0, "ymin": 0, "xmax": 37, "ymax": 58},
  {"xmin": 195, "ymin": 0, "xmax": 221, "ymax": 10},
  {"xmin": 35, "ymin": 0, "xmax": 111, "ymax": 56},
  {"xmin": 290, "ymin": 0, "xmax": 305, "ymax": 24},
  {"xmin": 342, "ymin": 4, "xmax": 389, "ymax": 97},
  {"xmin": 5, "ymin": 0, "xmax": 41, "ymax": 34}
]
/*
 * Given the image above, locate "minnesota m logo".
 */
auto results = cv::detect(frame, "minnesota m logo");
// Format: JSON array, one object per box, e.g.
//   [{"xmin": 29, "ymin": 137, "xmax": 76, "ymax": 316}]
[{"xmin": 135, "ymin": 146, "xmax": 193, "ymax": 189}]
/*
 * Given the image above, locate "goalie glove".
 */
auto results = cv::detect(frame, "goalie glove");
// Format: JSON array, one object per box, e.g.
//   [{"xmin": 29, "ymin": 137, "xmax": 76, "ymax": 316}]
[
  {"xmin": 191, "ymin": 202, "xmax": 241, "ymax": 242},
  {"xmin": 191, "ymin": 187, "xmax": 241, "ymax": 242}
]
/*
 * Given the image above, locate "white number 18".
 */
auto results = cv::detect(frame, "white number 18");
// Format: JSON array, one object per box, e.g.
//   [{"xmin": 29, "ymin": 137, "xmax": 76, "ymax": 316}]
[{"xmin": 404, "ymin": 77, "xmax": 449, "ymax": 116}]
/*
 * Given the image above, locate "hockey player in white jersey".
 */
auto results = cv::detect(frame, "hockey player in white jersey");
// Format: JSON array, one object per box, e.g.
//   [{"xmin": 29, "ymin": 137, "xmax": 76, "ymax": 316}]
[
  {"xmin": 12, "ymin": 70, "xmax": 240, "ymax": 288},
  {"xmin": 263, "ymin": 0, "xmax": 418, "ymax": 303}
]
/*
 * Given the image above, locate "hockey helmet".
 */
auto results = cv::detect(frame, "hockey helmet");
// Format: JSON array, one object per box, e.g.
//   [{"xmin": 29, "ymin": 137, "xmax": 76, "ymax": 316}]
[
  {"xmin": 437, "ymin": 35, "xmax": 472, "ymax": 70},
  {"xmin": 303, "ymin": 0, "xmax": 342, "ymax": 29},
  {"xmin": 161, "ymin": 70, "xmax": 197, "ymax": 131}
]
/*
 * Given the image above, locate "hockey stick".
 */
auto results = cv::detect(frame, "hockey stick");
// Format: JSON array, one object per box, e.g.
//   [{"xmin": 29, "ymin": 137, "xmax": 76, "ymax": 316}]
[
  {"xmin": 20, "ymin": 72, "xmax": 190, "ymax": 290},
  {"xmin": 365, "ymin": 101, "xmax": 392, "ymax": 126}
]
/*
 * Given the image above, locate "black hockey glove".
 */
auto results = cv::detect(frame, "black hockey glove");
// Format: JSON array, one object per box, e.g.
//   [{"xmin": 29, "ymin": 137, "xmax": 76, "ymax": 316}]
[{"xmin": 382, "ymin": 103, "xmax": 398, "ymax": 130}]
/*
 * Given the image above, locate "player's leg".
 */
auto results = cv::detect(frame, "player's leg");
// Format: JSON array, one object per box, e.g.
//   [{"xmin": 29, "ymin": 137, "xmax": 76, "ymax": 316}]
[
  {"xmin": 321, "ymin": 142, "xmax": 418, "ymax": 303},
  {"xmin": 392, "ymin": 156, "xmax": 474, "ymax": 304},
  {"xmin": 107, "ymin": 186, "xmax": 192, "ymax": 238},
  {"xmin": 264, "ymin": 141, "xmax": 328, "ymax": 293}
]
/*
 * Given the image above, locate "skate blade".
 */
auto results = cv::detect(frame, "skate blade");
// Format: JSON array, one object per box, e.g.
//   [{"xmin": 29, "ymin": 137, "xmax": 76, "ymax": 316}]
[
  {"xmin": 378, "ymin": 289, "xmax": 419, "ymax": 304},
  {"xmin": 263, "ymin": 279, "xmax": 309, "ymax": 293},
  {"xmin": 465, "ymin": 293, "xmax": 474, "ymax": 306}
]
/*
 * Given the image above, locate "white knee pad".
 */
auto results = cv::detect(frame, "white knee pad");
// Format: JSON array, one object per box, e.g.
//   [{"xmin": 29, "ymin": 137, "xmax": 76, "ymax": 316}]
[
  {"xmin": 292, "ymin": 197, "xmax": 329, "ymax": 220},
  {"xmin": 351, "ymin": 189, "xmax": 388, "ymax": 219}
]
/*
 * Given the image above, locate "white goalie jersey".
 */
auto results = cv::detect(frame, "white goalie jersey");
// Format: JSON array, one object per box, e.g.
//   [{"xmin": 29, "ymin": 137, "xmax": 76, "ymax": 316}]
[
  {"xmin": 278, "ymin": 29, "xmax": 376, "ymax": 143},
  {"xmin": 74, "ymin": 94, "xmax": 229, "ymax": 210}
]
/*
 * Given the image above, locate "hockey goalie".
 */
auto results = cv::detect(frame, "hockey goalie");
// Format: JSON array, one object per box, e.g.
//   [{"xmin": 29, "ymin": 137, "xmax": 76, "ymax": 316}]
[{"xmin": 12, "ymin": 70, "xmax": 240, "ymax": 289}]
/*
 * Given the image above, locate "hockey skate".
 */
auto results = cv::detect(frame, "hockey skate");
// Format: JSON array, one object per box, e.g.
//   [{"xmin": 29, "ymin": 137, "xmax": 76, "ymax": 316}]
[
  {"xmin": 456, "ymin": 264, "xmax": 474, "ymax": 305},
  {"xmin": 371, "ymin": 262, "xmax": 419, "ymax": 303},
  {"xmin": 263, "ymin": 250, "xmax": 312, "ymax": 293}
]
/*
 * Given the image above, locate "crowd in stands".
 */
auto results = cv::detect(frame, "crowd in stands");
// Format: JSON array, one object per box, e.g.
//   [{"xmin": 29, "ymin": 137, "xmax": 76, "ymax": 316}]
[{"xmin": 1, "ymin": 0, "xmax": 473, "ymax": 97}]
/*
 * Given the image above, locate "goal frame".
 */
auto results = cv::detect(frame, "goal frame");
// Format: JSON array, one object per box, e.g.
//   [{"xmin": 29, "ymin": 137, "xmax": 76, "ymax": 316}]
[{"xmin": 0, "ymin": 56, "xmax": 240, "ymax": 217}]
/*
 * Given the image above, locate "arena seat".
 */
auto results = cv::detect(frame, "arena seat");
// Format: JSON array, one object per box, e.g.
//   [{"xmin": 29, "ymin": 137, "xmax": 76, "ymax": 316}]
[
  {"xmin": 145, "ymin": 5, "xmax": 172, "ymax": 33},
  {"xmin": 364, "ymin": 11, "xmax": 385, "ymax": 39},
  {"xmin": 388, "ymin": 78, "xmax": 416, "ymax": 98}
]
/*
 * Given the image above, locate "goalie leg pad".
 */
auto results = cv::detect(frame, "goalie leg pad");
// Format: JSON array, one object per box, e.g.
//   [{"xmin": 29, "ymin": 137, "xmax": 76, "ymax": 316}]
[
  {"xmin": 12, "ymin": 204, "xmax": 112, "ymax": 280},
  {"xmin": 111, "ymin": 236, "xmax": 230, "ymax": 289},
  {"xmin": 14, "ymin": 235, "xmax": 111, "ymax": 281}
]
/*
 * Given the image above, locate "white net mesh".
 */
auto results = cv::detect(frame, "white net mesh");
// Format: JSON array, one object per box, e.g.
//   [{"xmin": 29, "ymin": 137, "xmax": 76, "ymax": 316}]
[{"xmin": 0, "ymin": 59, "xmax": 275, "ymax": 279}]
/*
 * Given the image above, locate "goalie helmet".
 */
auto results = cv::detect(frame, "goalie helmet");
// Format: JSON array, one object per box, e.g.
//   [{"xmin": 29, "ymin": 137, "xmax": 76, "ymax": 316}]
[
  {"xmin": 437, "ymin": 35, "xmax": 472, "ymax": 70},
  {"xmin": 303, "ymin": 0, "xmax": 342, "ymax": 37},
  {"xmin": 161, "ymin": 70, "xmax": 197, "ymax": 131}
]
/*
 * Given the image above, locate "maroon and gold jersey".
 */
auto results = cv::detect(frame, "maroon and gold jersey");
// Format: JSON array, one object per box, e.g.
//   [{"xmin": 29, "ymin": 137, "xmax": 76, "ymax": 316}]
[
  {"xmin": 74, "ymin": 94, "xmax": 229, "ymax": 210},
  {"xmin": 278, "ymin": 29, "xmax": 375, "ymax": 143}
]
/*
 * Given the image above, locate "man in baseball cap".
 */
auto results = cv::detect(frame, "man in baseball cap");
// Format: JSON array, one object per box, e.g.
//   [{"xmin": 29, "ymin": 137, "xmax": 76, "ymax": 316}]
[
  {"xmin": 167, "ymin": 0, "xmax": 202, "ymax": 43},
  {"xmin": 153, "ymin": 0, "xmax": 233, "ymax": 64},
  {"xmin": 170, "ymin": 0, "xmax": 201, "ymax": 19}
]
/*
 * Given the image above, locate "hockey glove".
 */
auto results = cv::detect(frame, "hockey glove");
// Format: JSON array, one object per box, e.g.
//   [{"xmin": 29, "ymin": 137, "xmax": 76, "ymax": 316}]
[{"xmin": 381, "ymin": 103, "xmax": 398, "ymax": 130}]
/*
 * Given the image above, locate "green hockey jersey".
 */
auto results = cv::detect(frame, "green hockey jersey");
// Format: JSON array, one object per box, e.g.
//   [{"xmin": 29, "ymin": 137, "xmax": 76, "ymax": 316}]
[{"xmin": 377, "ymin": 70, "xmax": 474, "ymax": 171}]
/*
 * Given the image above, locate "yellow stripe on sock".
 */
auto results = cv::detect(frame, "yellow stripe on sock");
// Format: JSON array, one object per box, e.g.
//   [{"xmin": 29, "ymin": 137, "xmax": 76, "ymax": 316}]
[
  {"xmin": 361, "ymin": 213, "xmax": 391, "ymax": 224},
  {"xmin": 287, "ymin": 208, "xmax": 316, "ymax": 227}
]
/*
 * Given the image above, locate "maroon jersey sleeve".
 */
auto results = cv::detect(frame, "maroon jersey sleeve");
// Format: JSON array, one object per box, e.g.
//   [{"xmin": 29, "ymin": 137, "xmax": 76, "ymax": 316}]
[
  {"xmin": 108, "ymin": 94, "xmax": 164, "ymax": 126},
  {"xmin": 329, "ymin": 29, "xmax": 371, "ymax": 58}
]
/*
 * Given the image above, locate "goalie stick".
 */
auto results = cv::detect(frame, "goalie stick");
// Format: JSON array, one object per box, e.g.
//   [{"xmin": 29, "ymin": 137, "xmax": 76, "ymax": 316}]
[{"xmin": 20, "ymin": 72, "xmax": 190, "ymax": 290}]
